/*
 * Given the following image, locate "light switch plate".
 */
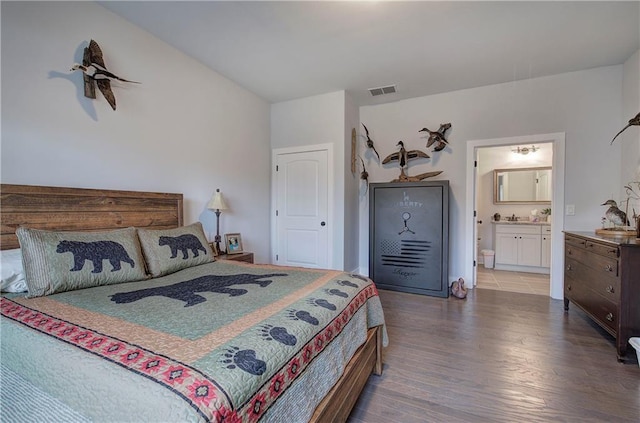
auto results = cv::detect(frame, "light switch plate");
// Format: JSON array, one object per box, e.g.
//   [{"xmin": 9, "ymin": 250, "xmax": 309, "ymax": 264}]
[{"xmin": 566, "ymin": 204, "xmax": 575, "ymax": 216}]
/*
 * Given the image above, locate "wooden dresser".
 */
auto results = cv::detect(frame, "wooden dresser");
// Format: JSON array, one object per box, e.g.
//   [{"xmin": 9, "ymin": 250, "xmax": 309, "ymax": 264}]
[{"xmin": 563, "ymin": 231, "xmax": 640, "ymax": 361}]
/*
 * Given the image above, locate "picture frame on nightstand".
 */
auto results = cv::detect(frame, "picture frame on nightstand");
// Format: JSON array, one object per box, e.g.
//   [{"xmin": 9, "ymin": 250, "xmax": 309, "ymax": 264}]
[{"xmin": 225, "ymin": 233, "xmax": 243, "ymax": 254}]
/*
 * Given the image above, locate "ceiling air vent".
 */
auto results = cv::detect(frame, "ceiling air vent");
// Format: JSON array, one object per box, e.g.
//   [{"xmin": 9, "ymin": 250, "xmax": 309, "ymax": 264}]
[{"xmin": 368, "ymin": 84, "xmax": 397, "ymax": 96}]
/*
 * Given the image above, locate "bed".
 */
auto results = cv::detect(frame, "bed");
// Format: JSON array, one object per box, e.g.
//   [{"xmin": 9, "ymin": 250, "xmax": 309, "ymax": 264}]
[{"xmin": 0, "ymin": 184, "xmax": 386, "ymax": 422}]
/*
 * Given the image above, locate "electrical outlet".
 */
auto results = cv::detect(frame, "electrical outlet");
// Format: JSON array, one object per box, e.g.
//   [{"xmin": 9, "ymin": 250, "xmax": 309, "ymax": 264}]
[{"xmin": 566, "ymin": 204, "xmax": 575, "ymax": 216}]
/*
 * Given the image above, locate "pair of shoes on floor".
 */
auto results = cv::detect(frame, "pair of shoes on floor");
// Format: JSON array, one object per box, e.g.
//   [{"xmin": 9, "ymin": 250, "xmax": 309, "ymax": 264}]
[{"xmin": 451, "ymin": 277, "xmax": 467, "ymax": 299}]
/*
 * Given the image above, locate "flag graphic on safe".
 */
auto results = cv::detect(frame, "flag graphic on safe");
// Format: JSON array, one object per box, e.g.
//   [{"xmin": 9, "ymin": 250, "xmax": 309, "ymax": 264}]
[{"xmin": 380, "ymin": 239, "xmax": 431, "ymax": 268}]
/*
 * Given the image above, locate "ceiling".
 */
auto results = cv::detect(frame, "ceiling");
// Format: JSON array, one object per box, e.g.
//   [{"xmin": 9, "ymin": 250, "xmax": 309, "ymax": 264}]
[{"xmin": 100, "ymin": 1, "xmax": 640, "ymax": 106}]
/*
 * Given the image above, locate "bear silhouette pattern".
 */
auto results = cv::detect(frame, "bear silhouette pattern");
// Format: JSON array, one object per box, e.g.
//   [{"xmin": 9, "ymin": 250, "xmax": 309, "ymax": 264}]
[
  {"xmin": 221, "ymin": 346, "xmax": 266, "ymax": 376},
  {"xmin": 306, "ymin": 298, "xmax": 337, "ymax": 311},
  {"xmin": 259, "ymin": 324, "xmax": 297, "ymax": 346},
  {"xmin": 56, "ymin": 240, "xmax": 135, "ymax": 273},
  {"xmin": 110, "ymin": 273, "xmax": 287, "ymax": 307},
  {"xmin": 158, "ymin": 234, "xmax": 206, "ymax": 260},
  {"xmin": 324, "ymin": 288, "xmax": 348, "ymax": 298},
  {"xmin": 349, "ymin": 274, "xmax": 369, "ymax": 282},
  {"xmin": 286, "ymin": 309, "xmax": 319, "ymax": 326},
  {"xmin": 336, "ymin": 279, "xmax": 359, "ymax": 289}
]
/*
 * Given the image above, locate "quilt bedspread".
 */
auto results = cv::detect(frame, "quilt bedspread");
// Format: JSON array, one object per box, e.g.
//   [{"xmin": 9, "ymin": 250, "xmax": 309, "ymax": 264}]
[{"xmin": 1, "ymin": 260, "xmax": 386, "ymax": 422}]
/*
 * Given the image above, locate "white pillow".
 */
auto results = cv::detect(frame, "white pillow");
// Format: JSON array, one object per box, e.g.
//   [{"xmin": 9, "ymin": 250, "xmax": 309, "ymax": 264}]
[{"xmin": 1, "ymin": 248, "xmax": 27, "ymax": 293}]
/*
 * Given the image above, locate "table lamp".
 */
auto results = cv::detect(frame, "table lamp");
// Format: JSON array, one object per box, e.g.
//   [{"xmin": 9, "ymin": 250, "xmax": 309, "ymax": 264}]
[{"xmin": 207, "ymin": 188, "xmax": 228, "ymax": 254}]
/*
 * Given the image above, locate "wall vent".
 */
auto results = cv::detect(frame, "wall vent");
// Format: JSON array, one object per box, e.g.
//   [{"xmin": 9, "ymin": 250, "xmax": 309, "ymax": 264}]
[{"xmin": 368, "ymin": 84, "xmax": 397, "ymax": 96}]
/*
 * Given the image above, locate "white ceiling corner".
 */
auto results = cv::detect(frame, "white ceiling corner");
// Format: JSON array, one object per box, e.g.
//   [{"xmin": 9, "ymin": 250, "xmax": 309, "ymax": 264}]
[{"xmin": 99, "ymin": 1, "xmax": 640, "ymax": 106}]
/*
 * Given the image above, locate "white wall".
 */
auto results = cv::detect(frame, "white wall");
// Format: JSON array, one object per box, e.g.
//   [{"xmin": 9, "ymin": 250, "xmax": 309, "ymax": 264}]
[
  {"xmin": 0, "ymin": 2, "xmax": 272, "ymax": 262},
  {"xmin": 343, "ymin": 92, "xmax": 361, "ymax": 272},
  {"xmin": 270, "ymin": 91, "xmax": 347, "ymax": 269},
  {"xmin": 620, "ymin": 49, "xmax": 640, "ymax": 222},
  {"xmin": 360, "ymin": 66, "xmax": 623, "ymax": 281}
]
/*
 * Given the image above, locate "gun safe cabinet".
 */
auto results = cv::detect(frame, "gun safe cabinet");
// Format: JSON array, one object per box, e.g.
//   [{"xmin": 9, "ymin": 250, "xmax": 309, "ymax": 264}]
[{"xmin": 369, "ymin": 181, "xmax": 449, "ymax": 297}]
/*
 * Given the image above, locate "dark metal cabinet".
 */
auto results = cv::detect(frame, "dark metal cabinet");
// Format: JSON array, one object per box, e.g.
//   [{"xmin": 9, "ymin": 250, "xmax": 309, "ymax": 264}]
[{"xmin": 369, "ymin": 181, "xmax": 449, "ymax": 297}]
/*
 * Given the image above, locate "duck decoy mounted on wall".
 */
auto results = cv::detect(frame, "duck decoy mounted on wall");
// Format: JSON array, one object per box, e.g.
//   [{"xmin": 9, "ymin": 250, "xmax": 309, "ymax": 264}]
[
  {"xmin": 419, "ymin": 122, "xmax": 452, "ymax": 152},
  {"xmin": 358, "ymin": 156, "xmax": 369, "ymax": 194},
  {"xmin": 70, "ymin": 40, "xmax": 140, "ymax": 110},
  {"xmin": 382, "ymin": 141, "xmax": 435, "ymax": 182},
  {"xmin": 361, "ymin": 123, "xmax": 381, "ymax": 161},
  {"xmin": 601, "ymin": 199, "xmax": 629, "ymax": 227},
  {"xmin": 610, "ymin": 112, "xmax": 640, "ymax": 145}
]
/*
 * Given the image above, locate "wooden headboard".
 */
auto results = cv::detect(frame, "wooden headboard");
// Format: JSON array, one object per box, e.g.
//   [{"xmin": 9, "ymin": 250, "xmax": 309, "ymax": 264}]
[{"xmin": 0, "ymin": 184, "xmax": 183, "ymax": 250}]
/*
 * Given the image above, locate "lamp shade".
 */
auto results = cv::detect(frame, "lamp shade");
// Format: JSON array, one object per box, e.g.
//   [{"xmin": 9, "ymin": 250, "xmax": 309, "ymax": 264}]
[{"xmin": 207, "ymin": 189, "xmax": 228, "ymax": 211}]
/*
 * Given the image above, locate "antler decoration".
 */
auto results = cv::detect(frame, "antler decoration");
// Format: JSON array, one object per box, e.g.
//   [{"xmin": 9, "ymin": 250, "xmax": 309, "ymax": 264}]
[{"xmin": 610, "ymin": 112, "xmax": 640, "ymax": 145}]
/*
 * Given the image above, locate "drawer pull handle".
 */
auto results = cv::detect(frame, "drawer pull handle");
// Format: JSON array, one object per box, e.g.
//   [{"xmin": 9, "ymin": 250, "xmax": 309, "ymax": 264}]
[
  {"xmin": 568, "ymin": 248, "xmax": 572, "ymax": 255},
  {"xmin": 605, "ymin": 313, "xmax": 614, "ymax": 322},
  {"xmin": 606, "ymin": 285, "xmax": 615, "ymax": 294},
  {"xmin": 566, "ymin": 264, "xmax": 572, "ymax": 271},
  {"xmin": 567, "ymin": 285, "xmax": 572, "ymax": 291},
  {"xmin": 605, "ymin": 264, "xmax": 613, "ymax": 272}
]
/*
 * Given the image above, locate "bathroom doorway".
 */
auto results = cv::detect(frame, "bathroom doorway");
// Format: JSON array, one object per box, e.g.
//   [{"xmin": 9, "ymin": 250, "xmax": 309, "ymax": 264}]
[
  {"xmin": 476, "ymin": 144, "xmax": 551, "ymax": 295},
  {"xmin": 464, "ymin": 133, "xmax": 565, "ymax": 300}
]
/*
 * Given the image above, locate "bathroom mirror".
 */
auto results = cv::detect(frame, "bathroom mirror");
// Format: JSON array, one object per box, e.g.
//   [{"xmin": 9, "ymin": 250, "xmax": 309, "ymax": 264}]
[{"xmin": 494, "ymin": 167, "xmax": 552, "ymax": 204}]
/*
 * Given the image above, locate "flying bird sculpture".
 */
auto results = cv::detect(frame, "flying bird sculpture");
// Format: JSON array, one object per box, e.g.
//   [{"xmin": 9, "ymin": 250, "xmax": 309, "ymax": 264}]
[
  {"xmin": 362, "ymin": 123, "xmax": 380, "ymax": 161},
  {"xmin": 610, "ymin": 112, "xmax": 640, "ymax": 145},
  {"xmin": 601, "ymin": 199, "xmax": 629, "ymax": 227},
  {"xmin": 70, "ymin": 40, "xmax": 139, "ymax": 110},
  {"xmin": 419, "ymin": 123, "xmax": 452, "ymax": 152},
  {"xmin": 382, "ymin": 141, "xmax": 431, "ymax": 182},
  {"xmin": 358, "ymin": 156, "xmax": 369, "ymax": 194}
]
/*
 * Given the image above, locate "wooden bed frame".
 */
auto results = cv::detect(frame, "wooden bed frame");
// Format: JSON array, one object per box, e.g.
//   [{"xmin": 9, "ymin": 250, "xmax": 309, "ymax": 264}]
[{"xmin": 0, "ymin": 183, "xmax": 382, "ymax": 422}]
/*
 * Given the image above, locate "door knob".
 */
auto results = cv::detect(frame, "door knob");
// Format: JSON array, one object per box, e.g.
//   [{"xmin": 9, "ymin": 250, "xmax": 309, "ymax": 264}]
[{"xmin": 320, "ymin": 221, "xmax": 326, "ymax": 226}]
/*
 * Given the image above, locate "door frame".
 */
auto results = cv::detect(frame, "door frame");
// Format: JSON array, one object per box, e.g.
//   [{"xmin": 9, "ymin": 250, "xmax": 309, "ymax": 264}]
[
  {"xmin": 271, "ymin": 143, "xmax": 334, "ymax": 267},
  {"xmin": 465, "ymin": 132, "xmax": 565, "ymax": 299}
]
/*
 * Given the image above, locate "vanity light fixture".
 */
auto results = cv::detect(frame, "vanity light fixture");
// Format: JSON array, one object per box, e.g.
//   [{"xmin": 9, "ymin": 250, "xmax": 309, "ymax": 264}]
[{"xmin": 512, "ymin": 145, "xmax": 538, "ymax": 155}]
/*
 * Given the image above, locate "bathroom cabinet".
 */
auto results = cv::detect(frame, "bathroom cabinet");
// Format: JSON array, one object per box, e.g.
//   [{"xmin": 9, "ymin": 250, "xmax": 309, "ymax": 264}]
[
  {"xmin": 541, "ymin": 225, "xmax": 552, "ymax": 268},
  {"xmin": 493, "ymin": 223, "xmax": 550, "ymax": 273}
]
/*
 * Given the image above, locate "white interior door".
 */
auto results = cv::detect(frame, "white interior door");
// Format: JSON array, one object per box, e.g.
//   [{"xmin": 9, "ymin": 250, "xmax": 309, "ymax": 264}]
[{"xmin": 275, "ymin": 149, "xmax": 329, "ymax": 268}]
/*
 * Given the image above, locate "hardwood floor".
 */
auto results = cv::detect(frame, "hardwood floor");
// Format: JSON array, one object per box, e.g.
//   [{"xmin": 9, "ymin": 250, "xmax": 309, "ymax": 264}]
[
  {"xmin": 348, "ymin": 288, "xmax": 640, "ymax": 423},
  {"xmin": 477, "ymin": 266, "xmax": 550, "ymax": 296}
]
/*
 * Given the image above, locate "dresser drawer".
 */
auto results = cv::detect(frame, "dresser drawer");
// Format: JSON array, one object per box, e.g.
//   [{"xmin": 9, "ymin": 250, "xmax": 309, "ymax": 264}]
[
  {"xmin": 565, "ymin": 234, "xmax": 619, "ymax": 258},
  {"xmin": 565, "ymin": 245, "xmax": 618, "ymax": 277},
  {"xmin": 565, "ymin": 234, "xmax": 587, "ymax": 249},
  {"xmin": 565, "ymin": 275, "xmax": 618, "ymax": 334},
  {"xmin": 583, "ymin": 240, "xmax": 619, "ymax": 259},
  {"xmin": 565, "ymin": 256, "xmax": 620, "ymax": 303}
]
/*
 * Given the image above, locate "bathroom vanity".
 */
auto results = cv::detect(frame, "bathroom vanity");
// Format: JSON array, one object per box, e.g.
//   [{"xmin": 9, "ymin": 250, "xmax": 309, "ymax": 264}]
[{"xmin": 493, "ymin": 222, "xmax": 551, "ymax": 273}]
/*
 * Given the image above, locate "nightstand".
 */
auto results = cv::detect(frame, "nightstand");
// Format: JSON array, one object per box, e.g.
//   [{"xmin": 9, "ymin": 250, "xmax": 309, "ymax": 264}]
[{"xmin": 216, "ymin": 252, "xmax": 254, "ymax": 264}]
